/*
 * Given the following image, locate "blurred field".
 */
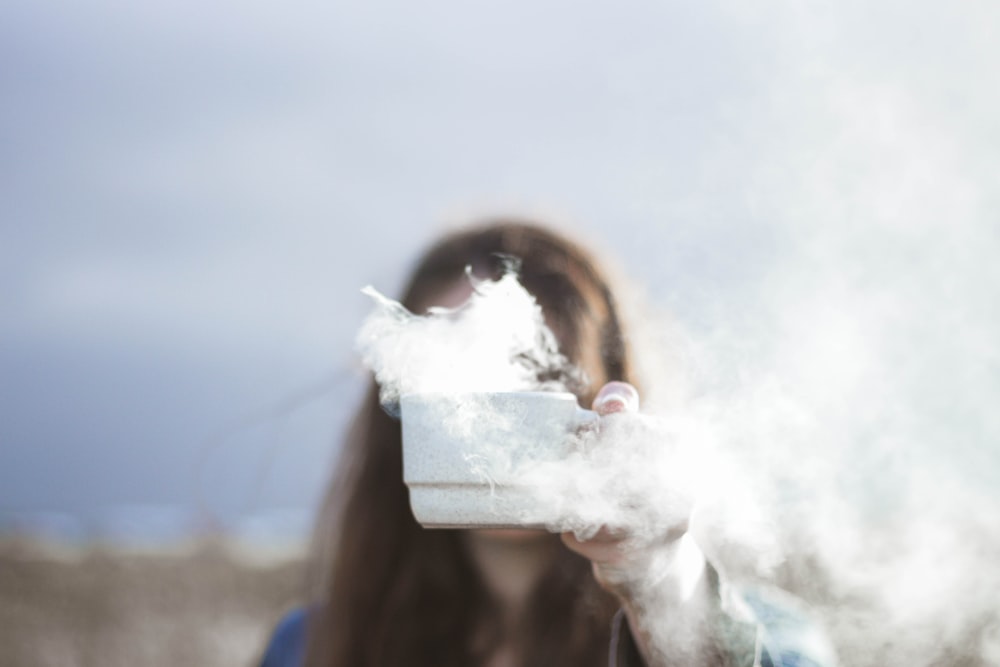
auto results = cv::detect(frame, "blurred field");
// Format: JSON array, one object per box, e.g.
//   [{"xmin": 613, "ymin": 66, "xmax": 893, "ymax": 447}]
[{"xmin": 0, "ymin": 537, "xmax": 307, "ymax": 667}]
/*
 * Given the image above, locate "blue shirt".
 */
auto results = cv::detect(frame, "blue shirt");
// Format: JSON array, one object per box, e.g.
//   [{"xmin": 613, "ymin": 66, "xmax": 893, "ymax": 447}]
[
  {"xmin": 259, "ymin": 585, "xmax": 836, "ymax": 667},
  {"xmin": 259, "ymin": 607, "xmax": 308, "ymax": 667}
]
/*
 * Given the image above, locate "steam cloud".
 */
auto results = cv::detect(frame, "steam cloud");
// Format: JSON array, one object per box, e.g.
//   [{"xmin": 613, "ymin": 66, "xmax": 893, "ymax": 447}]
[
  {"xmin": 356, "ymin": 269, "xmax": 713, "ymax": 536},
  {"xmin": 356, "ymin": 242, "xmax": 1000, "ymax": 664},
  {"xmin": 356, "ymin": 270, "xmax": 579, "ymax": 413},
  {"xmin": 350, "ymin": 3, "xmax": 1000, "ymax": 663}
]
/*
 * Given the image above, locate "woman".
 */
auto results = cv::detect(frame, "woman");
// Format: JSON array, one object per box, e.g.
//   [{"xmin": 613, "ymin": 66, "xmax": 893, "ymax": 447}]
[{"xmin": 259, "ymin": 220, "xmax": 833, "ymax": 667}]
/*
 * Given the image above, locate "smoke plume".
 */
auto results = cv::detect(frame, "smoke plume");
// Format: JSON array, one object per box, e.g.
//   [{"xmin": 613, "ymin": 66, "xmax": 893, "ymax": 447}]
[
  {"xmin": 356, "ymin": 237, "xmax": 1000, "ymax": 664},
  {"xmin": 356, "ymin": 269, "xmax": 580, "ymax": 413}
]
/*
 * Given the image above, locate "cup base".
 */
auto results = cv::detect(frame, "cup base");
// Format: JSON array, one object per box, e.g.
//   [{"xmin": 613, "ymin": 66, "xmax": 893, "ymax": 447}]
[{"xmin": 407, "ymin": 483, "xmax": 549, "ymax": 529}]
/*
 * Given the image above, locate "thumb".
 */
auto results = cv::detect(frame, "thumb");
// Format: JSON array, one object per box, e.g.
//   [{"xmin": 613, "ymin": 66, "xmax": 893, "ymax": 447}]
[{"xmin": 592, "ymin": 381, "xmax": 640, "ymax": 416}]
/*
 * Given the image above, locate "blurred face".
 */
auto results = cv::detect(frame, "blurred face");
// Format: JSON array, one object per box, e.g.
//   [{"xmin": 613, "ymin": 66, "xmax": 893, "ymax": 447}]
[{"xmin": 426, "ymin": 280, "xmax": 475, "ymax": 312}]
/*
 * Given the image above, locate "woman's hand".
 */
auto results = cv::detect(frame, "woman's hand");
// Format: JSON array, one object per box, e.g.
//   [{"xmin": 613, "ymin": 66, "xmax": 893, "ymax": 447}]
[
  {"xmin": 560, "ymin": 382, "xmax": 694, "ymax": 595},
  {"xmin": 560, "ymin": 381, "xmax": 717, "ymax": 666}
]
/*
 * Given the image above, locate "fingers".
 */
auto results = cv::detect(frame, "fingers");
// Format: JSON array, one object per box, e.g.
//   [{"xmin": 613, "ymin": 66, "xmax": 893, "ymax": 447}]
[
  {"xmin": 561, "ymin": 527, "xmax": 669, "ymax": 595},
  {"xmin": 571, "ymin": 383, "xmax": 645, "ymax": 591},
  {"xmin": 592, "ymin": 381, "xmax": 640, "ymax": 416}
]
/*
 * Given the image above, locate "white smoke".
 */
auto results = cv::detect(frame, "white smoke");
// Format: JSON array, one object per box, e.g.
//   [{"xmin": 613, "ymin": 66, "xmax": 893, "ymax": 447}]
[
  {"xmin": 355, "ymin": 223, "xmax": 1000, "ymax": 665},
  {"xmin": 355, "ymin": 269, "xmax": 580, "ymax": 413},
  {"xmin": 353, "ymin": 25, "xmax": 1000, "ymax": 650},
  {"xmin": 355, "ymin": 269, "xmax": 724, "ymax": 540},
  {"xmin": 354, "ymin": 267, "xmax": 777, "ymax": 554}
]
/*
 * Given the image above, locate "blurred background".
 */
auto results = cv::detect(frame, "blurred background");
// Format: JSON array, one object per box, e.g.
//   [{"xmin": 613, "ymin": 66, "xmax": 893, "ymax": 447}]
[{"xmin": 1, "ymin": 0, "xmax": 998, "ymax": 665}]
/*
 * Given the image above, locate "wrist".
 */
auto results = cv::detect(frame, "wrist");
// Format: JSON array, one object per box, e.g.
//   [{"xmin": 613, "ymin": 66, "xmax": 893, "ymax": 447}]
[
  {"xmin": 612, "ymin": 534, "xmax": 716, "ymax": 666},
  {"xmin": 597, "ymin": 531, "xmax": 706, "ymax": 604}
]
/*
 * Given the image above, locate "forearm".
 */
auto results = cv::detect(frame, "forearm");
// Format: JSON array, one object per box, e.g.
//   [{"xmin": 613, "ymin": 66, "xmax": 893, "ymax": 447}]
[{"xmin": 610, "ymin": 533, "xmax": 718, "ymax": 666}]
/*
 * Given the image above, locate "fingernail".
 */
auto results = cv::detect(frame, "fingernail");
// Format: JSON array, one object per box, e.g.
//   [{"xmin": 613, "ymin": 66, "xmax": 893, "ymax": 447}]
[{"xmin": 594, "ymin": 382, "xmax": 639, "ymax": 414}]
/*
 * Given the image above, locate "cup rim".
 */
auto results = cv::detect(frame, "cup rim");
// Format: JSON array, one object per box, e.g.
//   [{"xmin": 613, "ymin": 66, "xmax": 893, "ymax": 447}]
[{"xmin": 399, "ymin": 390, "xmax": 579, "ymax": 402}]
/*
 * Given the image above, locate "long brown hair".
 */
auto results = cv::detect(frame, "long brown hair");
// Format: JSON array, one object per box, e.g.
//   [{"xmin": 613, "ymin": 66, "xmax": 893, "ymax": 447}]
[{"xmin": 305, "ymin": 220, "xmax": 638, "ymax": 667}]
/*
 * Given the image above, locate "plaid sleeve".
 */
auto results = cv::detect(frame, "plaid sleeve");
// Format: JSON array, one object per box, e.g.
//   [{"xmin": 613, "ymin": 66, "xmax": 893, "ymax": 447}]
[
  {"xmin": 607, "ymin": 564, "xmax": 761, "ymax": 667},
  {"xmin": 607, "ymin": 558, "xmax": 847, "ymax": 667}
]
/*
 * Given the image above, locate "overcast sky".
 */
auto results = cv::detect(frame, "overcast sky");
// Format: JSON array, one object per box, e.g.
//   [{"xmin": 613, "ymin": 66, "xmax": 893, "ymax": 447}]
[{"xmin": 1, "ymin": 0, "xmax": 998, "ymax": 544}]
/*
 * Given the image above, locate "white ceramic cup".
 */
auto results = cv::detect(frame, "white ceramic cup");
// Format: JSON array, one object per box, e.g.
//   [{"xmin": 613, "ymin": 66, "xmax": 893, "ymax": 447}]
[{"xmin": 400, "ymin": 391, "xmax": 599, "ymax": 528}]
